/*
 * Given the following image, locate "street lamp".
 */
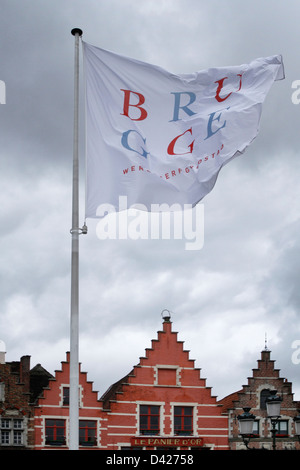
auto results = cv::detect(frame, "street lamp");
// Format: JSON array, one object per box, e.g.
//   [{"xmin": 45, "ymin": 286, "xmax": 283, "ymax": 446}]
[
  {"xmin": 293, "ymin": 410, "xmax": 300, "ymax": 441},
  {"xmin": 238, "ymin": 407, "xmax": 256, "ymax": 449},
  {"xmin": 266, "ymin": 390, "xmax": 282, "ymax": 450}
]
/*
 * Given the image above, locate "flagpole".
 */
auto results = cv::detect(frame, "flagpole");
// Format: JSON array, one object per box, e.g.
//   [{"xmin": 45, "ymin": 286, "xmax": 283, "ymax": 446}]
[{"xmin": 69, "ymin": 27, "xmax": 83, "ymax": 451}]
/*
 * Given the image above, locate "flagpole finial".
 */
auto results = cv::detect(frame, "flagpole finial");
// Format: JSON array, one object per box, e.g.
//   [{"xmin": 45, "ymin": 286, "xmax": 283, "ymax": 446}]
[
  {"xmin": 264, "ymin": 332, "xmax": 270, "ymax": 351},
  {"xmin": 71, "ymin": 28, "xmax": 83, "ymax": 37}
]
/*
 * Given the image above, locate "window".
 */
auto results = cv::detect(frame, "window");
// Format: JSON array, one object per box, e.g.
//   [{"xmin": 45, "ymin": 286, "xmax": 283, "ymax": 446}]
[
  {"xmin": 275, "ymin": 420, "xmax": 289, "ymax": 437},
  {"xmin": 14, "ymin": 419, "xmax": 23, "ymax": 429},
  {"xmin": 79, "ymin": 420, "xmax": 97, "ymax": 446},
  {"xmin": 1, "ymin": 419, "xmax": 10, "ymax": 429},
  {"xmin": 13, "ymin": 419, "xmax": 23, "ymax": 445},
  {"xmin": 252, "ymin": 420, "xmax": 260, "ymax": 436},
  {"xmin": 1, "ymin": 430, "xmax": 9, "ymax": 445},
  {"xmin": 174, "ymin": 406, "xmax": 193, "ymax": 435},
  {"xmin": 140, "ymin": 405, "xmax": 160, "ymax": 435},
  {"xmin": 63, "ymin": 387, "xmax": 69, "ymax": 406},
  {"xmin": 0, "ymin": 418, "xmax": 24, "ymax": 446},
  {"xmin": 61, "ymin": 386, "xmax": 81, "ymax": 406},
  {"xmin": 260, "ymin": 389, "xmax": 272, "ymax": 410},
  {"xmin": 45, "ymin": 419, "xmax": 66, "ymax": 445},
  {"xmin": 14, "ymin": 431, "xmax": 22, "ymax": 445}
]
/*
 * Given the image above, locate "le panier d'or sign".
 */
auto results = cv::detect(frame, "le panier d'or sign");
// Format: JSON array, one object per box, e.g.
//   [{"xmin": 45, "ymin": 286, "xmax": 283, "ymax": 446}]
[{"xmin": 131, "ymin": 437, "xmax": 203, "ymax": 447}]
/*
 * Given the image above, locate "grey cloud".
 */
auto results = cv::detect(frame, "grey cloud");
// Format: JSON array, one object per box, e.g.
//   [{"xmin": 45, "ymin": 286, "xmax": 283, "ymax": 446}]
[{"xmin": 0, "ymin": 0, "xmax": 300, "ymax": 400}]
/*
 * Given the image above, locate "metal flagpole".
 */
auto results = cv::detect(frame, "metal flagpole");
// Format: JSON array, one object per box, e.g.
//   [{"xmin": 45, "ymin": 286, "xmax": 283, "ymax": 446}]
[{"xmin": 69, "ymin": 27, "xmax": 83, "ymax": 451}]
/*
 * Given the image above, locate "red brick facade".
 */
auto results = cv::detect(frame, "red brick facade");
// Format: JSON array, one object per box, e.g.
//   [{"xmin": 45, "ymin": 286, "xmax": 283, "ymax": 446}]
[
  {"xmin": 2, "ymin": 321, "xmax": 299, "ymax": 450},
  {"xmin": 99, "ymin": 319, "xmax": 229, "ymax": 450},
  {"xmin": 32, "ymin": 319, "xmax": 229, "ymax": 450},
  {"xmin": 33, "ymin": 352, "xmax": 102, "ymax": 449}
]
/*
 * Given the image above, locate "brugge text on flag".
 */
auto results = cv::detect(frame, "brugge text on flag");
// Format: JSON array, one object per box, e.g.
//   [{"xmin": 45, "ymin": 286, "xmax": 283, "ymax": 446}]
[{"xmin": 83, "ymin": 42, "xmax": 284, "ymax": 218}]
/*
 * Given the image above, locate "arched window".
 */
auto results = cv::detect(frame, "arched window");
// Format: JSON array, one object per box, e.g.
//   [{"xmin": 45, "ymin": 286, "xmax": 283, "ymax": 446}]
[{"xmin": 260, "ymin": 389, "xmax": 272, "ymax": 410}]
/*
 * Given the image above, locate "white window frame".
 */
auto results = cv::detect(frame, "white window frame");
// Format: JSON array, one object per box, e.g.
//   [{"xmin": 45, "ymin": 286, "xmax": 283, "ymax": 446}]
[
  {"xmin": 136, "ymin": 401, "xmax": 165, "ymax": 436},
  {"xmin": 0, "ymin": 418, "xmax": 24, "ymax": 446},
  {"xmin": 170, "ymin": 402, "xmax": 197, "ymax": 437}
]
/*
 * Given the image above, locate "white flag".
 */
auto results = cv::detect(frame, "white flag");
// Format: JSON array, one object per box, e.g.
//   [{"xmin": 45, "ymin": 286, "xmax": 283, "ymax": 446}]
[{"xmin": 83, "ymin": 42, "xmax": 284, "ymax": 218}]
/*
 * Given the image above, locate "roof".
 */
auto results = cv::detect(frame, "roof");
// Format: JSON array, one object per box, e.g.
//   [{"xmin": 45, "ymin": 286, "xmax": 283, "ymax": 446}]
[
  {"xmin": 30, "ymin": 363, "xmax": 54, "ymax": 404},
  {"xmin": 100, "ymin": 370, "xmax": 133, "ymax": 410},
  {"xmin": 217, "ymin": 390, "xmax": 243, "ymax": 412}
]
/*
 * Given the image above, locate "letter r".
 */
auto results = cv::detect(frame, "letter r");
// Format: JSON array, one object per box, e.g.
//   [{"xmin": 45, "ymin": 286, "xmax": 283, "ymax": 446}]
[{"xmin": 170, "ymin": 92, "xmax": 197, "ymax": 122}]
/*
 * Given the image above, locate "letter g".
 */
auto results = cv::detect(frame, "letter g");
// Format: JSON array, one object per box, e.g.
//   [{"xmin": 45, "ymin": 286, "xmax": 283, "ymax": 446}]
[{"xmin": 121, "ymin": 129, "xmax": 149, "ymax": 159}]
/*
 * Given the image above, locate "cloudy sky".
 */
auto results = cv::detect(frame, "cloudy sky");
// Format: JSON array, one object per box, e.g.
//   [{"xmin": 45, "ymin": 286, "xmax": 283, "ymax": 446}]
[{"xmin": 1, "ymin": 0, "xmax": 300, "ymax": 404}]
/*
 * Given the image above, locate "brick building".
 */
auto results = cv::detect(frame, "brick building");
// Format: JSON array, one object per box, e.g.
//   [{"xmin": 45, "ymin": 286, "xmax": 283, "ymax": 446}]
[
  {"xmin": 33, "ymin": 351, "xmax": 102, "ymax": 449},
  {"xmin": 100, "ymin": 315, "xmax": 229, "ymax": 450},
  {"xmin": 2, "ymin": 319, "xmax": 300, "ymax": 450},
  {"xmin": 218, "ymin": 347, "xmax": 300, "ymax": 450},
  {"xmin": 32, "ymin": 316, "xmax": 229, "ymax": 450},
  {"xmin": 0, "ymin": 341, "xmax": 53, "ymax": 449}
]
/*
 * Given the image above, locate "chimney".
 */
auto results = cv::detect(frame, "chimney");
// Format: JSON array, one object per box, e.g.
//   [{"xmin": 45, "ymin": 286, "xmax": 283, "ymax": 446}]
[
  {"xmin": 261, "ymin": 349, "xmax": 271, "ymax": 362},
  {"xmin": 0, "ymin": 340, "xmax": 6, "ymax": 364},
  {"xmin": 20, "ymin": 355, "xmax": 31, "ymax": 394}
]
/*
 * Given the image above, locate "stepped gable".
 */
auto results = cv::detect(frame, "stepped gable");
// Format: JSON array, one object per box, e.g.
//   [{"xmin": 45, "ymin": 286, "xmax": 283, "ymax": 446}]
[
  {"xmin": 218, "ymin": 349, "xmax": 298, "ymax": 410},
  {"xmin": 30, "ymin": 363, "xmax": 54, "ymax": 404},
  {"xmin": 101, "ymin": 318, "xmax": 218, "ymax": 411},
  {"xmin": 35, "ymin": 352, "xmax": 100, "ymax": 407}
]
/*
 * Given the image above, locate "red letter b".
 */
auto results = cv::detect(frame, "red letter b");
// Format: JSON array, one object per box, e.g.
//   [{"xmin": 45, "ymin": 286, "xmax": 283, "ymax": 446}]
[{"xmin": 121, "ymin": 89, "xmax": 148, "ymax": 121}]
